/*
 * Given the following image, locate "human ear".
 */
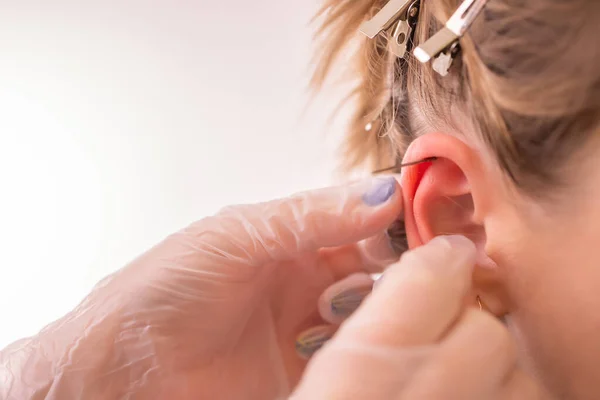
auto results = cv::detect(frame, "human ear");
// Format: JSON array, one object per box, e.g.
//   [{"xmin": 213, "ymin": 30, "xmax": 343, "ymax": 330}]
[{"xmin": 400, "ymin": 132, "xmax": 508, "ymax": 316}]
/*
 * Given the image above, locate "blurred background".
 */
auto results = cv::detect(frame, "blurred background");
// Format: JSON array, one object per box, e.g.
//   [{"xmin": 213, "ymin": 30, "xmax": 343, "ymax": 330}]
[{"xmin": 0, "ymin": 1, "xmax": 350, "ymax": 348}]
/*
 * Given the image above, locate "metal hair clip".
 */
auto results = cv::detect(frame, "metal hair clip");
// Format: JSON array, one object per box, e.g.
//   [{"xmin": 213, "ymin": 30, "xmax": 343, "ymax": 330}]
[
  {"xmin": 372, "ymin": 157, "xmax": 437, "ymax": 174},
  {"xmin": 413, "ymin": 0, "xmax": 487, "ymax": 75},
  {"xmin": 359, "ymin": 0, "xmax": 421, "ymax": 58}
]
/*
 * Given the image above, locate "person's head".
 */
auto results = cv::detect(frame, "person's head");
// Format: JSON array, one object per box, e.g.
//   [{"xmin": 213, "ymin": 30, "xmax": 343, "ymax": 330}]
[{"xmin": 312, "ymin": 0, "xmax": 600, "ymax": 397}]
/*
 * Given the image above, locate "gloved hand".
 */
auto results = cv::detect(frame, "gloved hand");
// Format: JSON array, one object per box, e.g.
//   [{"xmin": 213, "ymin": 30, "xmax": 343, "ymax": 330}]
[
  {"xmin": 293, "ymin": 235, "xmax": 545, "ymax": 399},
  {"xmin": 0, "ymin": 177, "xmax": 402, "ymax": 399}
]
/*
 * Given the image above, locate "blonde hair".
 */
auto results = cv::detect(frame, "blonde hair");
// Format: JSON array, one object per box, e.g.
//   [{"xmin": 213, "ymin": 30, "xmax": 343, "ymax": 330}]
[{"xmin": 311, "ymin": 0, "xmax": 600, "ymax": 192}]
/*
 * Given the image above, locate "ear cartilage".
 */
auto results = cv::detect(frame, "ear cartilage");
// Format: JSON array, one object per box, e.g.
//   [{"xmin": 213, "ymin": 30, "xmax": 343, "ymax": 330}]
[
  {"xmin": 413, "ymin": 0, "xmax": 487, "ymax": 74},
  {"xmin": 372, "ymin": 156, "xmax": 437, "ymax": 174}
]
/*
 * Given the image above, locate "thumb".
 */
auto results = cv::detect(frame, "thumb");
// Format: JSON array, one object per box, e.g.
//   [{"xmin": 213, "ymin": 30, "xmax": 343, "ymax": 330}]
[
  {"xmin": 292, "ymin": 236, "xmax": 476, "ymax": 399},
  {"xmin": 183, "ymin": 176, "xmax": 403, "ymax": 266}
]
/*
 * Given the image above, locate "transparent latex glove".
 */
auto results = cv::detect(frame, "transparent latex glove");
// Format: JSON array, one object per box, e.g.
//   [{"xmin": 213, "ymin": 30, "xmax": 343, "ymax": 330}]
[
  {"xmin": 0, "ymin": 177, "xmax": 402, "ymax": 400},
  {"xmin": 292, "ymin": 236, "xmax": 545, "ymax": 399}
]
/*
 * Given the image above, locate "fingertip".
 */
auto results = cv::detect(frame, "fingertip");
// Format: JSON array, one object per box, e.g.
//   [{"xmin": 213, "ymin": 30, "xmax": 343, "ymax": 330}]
[
  {"xmin": 431, "ymin": 235, "xmax": 476, "ymax": 253},
  {"xmin": 318, "ymin": 273, "xmax": 374, "ymax": 324},
  {"xmin": 361, "ymin": 176, "xmax": 399, "ymax": 207},
  {"xmin": 337, "ymin": 235, "xmax": 477, "ymax": 347},
  {"xmin": 359, "ymin": 177, "xmax": 403, "ymax": 225},
  {"xmin": 295, "ymin": 324, "xmax": 337, "ymax": 360}
]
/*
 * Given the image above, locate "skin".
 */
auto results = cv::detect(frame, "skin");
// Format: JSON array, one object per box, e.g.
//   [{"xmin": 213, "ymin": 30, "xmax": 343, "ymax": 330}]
[
  {"xmin": 0, "ymin": 179, "xmax": 405, "ymax": 399},
  {"xmin": 297, "ymin": 235, "xmax": 543, "ymax": 399},
  {"xmin": 312, "ymin": 123, "xmax": 600, "ymax": 399},
  {"xmin": 397, "ymin": 129, "xmax": 600, "ymax": 399},
  {"xmin": 1, "ymin": 128, "xmax": 597, "ymax": 398}
]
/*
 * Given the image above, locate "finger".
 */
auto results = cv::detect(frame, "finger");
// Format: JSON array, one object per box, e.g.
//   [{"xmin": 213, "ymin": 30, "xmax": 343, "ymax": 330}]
[
  {"xmin": 317, "ymin": 227, "xmax": 399, "ymax": 280},
  {"xmin": 316, "ymin": 223, "xmax": 404, "ymax": 323},
  {"xmin": 293, "ymin": 340, "xmax": 435, "ymax": 399},
  {"xmin": 339, "ymin": 235, "xmax": 477, "ymax": 347},
  {"xmin": 318, "ymin": 273, "xmax": 374, "ymax": 324},
  {"xmin": 316, "ymin": 227, "xmax": 402, "ymax": 324},
  {"xmin": 357, "ymin": 226, "xmax": 402, "ymax": 271},
  {"xmin": 500, "ymin": 369, "xmax": 546, "ymax": 400},
  {"xmin": 295, "ymin": 324, "xmax": 337, "ymax": 360},
  {"xmin": 403, "ymin": 309, "xmax": 517, "ymax": 398},
  {"xmin": 185, "ymin": 177, "xmax": 402, "ymax": 266}
]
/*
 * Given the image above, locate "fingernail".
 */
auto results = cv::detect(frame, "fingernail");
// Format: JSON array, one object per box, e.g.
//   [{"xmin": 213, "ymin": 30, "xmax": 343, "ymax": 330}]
[
  {"xmin": 430, "ymin": 235, "xmax": 477, "ymax": 271},
  {"xmin": 372, "ymin": 273, "xmax": 383, "ymax": 290},
  {"xmin": 434, "ymin": 235, "xmax": 475, "ymax": 251},
  {"xmin": 330, "ymin": 285, "xmax": 372, "ymax": 317},
  {"xmin": 362, "ymin": 177, "xmax": 397, "ymax": 206},
  {"xmin": 295, "ymin": 325, "xmax": 334, "ymax": 359}
]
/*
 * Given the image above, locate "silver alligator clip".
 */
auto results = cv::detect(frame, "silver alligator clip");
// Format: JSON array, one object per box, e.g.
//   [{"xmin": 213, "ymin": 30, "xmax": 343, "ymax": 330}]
[
  {"xmin": 359, "ymin": 0, "xmax": 421, "ymax": 58},
  {"xmin": 413, "ymin": 0, "xmax": 487, "ymax": 75}
]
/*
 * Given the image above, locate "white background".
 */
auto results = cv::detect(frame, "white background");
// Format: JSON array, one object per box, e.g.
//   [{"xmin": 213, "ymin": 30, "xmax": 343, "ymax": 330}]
[{"xmin": 0, "ymin": 1, "xmax": 350, "ymax": 348}]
